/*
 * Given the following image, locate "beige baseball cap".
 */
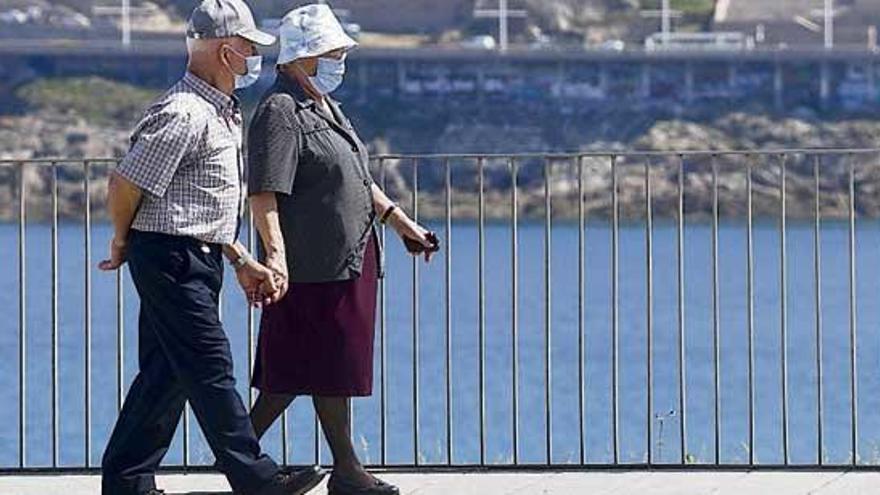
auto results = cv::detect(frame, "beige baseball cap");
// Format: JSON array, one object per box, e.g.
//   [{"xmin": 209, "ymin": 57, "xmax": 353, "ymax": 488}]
[{"xmin": 186, "ymin": 0, "xmax": 276, "ymax": 46}]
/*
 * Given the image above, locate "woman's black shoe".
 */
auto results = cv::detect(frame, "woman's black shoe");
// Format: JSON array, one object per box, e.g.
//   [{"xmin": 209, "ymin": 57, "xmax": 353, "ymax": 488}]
[{"xmin": 327, "ymin": 474, "xmax": 400, "ymax": 495}]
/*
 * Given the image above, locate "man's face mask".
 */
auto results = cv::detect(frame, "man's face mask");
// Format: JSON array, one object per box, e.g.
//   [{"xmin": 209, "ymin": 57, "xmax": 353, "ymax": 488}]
[{"xmin": 223, "ymin": 45, "xmax": 262, "ymax": 90}]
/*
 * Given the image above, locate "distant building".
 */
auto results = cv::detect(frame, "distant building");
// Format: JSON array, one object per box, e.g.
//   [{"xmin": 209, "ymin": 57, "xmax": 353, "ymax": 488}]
[{"xmin": 714, "ymin": 0, "xmax": 880, "ymax": 48}]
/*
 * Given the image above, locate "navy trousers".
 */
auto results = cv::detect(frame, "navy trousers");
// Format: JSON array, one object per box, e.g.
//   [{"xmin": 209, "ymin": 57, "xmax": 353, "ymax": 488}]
[{"xmin": 101, "ymin": 230, "xmax": 279, "ymax": 495}]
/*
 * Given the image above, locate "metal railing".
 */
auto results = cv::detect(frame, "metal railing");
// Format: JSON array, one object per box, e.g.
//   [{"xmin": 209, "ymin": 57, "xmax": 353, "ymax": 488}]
[{"xmin": 2, "ymin": 149, "xmax": 880, "ymax": 473}]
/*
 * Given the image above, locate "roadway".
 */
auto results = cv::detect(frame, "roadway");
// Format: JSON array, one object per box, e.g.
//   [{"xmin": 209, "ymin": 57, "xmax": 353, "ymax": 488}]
[{"xmin": 2, "ymin": 37, "xmax": 880, "ymax": 63}]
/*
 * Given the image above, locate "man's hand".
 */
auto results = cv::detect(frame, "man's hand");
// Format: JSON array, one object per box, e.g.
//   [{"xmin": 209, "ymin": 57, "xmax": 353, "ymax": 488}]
[
  {"xmin": 235, "ymin": 257, "xmax": 282, "ymax": 308},
  {"xmin": 98, "ymin": 237, "xmax": 128, "ymax": 271},
  {"xmin": 264, "ymin": 251, "xmax": 290, "ymax": 301}
]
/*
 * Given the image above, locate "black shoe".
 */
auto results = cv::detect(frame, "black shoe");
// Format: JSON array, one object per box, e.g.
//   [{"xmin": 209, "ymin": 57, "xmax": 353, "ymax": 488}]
[
  {"xmin": 143, "ymin": 490, "xmax": 165, "ymax": 495},
  {"xmin": 256, "ymin": 465, "xmax": 328, "ymax": 495},
  {"xmin": 327, "ymin": 474, "xmax": 400, "ymax": 495}
]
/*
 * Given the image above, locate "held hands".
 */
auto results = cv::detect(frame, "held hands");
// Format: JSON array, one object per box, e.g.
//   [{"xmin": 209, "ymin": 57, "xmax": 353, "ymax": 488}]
[
  {"xmin": 263, "ymin": 251, "xmax": 290, "ymax": 302},
  {"xmin": 235, "ymin": 256, "xmax": 286, "ymax": 308}
]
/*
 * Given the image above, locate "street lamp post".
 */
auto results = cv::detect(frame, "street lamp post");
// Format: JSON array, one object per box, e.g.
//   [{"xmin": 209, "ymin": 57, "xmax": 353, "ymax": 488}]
[
  {"xmin": 122, "ymin": 0, "xmax": 130, "ymax": 47},
  {"xmin": 824, "ymin": 0, "xmax": 834, "ymax": 49}
]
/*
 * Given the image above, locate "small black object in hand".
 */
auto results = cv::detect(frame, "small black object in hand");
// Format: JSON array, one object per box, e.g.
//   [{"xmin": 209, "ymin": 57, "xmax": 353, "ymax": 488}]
[{"xmin": 403, "ymin": 231, "xmax": 441, "ymax": 254}]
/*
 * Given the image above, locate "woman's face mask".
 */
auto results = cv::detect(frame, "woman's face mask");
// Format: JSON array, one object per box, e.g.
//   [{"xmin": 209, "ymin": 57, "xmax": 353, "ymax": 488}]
[
  {"xmin": 308, "ymin": 54, "xmax": 346, "ymax": 95},
  {"xmin": 223, "ymin": 45, "xmax": 263, "ymax": 90}
]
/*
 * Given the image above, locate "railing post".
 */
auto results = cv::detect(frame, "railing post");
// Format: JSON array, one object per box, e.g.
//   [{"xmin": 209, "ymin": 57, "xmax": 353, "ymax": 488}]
[
  {"xmin": 444, "ymin": 158, "xmax": 454, "ymax": 466},
  {"xmin": 544, "ymin": 157, "xmax": 553, "ymax": 465},
  {"xmin": 511, "ymin": 157, "xmax": 520, "ymax": 466},
  {"xmin": 677, "ymin": 154, "xmax": 688, "ymax": 466},
  {"xmin": 611, "ymin": 154, "xmax": 620, "ymax": 465},
  {"xmin": 51, "ymin": 161, "xmax": 60, "ymax": 469},
  {"xmin": 84, "ymin": 160, "xmax": 92, "ymax": 468},
  {"xmin": 848, "ymin": 153, "xmax": 859, "ymax": 466},
  {"xmin": 18, "ymin": 161, "xmax": 27, "ymax": 469},
  {"xmin": 813, "ymin": 154, "xmax": 824, "ymax": 466}
]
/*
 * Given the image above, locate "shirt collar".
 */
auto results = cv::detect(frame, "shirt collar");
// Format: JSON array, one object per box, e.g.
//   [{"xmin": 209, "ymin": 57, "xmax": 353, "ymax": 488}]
[
  {"xmin": 183, "ymin": 71, "xmax": 240, "ymax": 115},
  {"xmin": 274, "ymin": 72, "xmax": 312, "ymax": 108}
]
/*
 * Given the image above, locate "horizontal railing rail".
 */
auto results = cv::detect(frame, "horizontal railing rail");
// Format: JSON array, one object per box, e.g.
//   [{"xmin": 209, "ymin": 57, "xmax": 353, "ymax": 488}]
[{"xmin": 2, "ymin": 148, "xmax": 880, "ymax": 473}]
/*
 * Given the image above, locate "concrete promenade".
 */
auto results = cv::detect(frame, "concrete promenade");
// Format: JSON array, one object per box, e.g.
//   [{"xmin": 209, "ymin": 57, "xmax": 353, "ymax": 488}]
[{"xmin": 1, "ymin": 470, "xmax": 878, "ymax": 494}]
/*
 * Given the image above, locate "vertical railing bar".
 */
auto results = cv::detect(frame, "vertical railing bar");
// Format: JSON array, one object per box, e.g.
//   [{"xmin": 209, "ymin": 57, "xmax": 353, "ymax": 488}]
[
  {"xmin": 611, "ymin": 154, "xmax": 620, "ymax": 465},
  {"xmin": 511, "ymin": 157, "xmax": 520, "ymax": 466},
  {"xmin": 116, "ymin": 171, "xmax": 125, "ymax": 415},
  {"xmin": 412, "ymin": 158, "xmax": 420, "ymax": 465},
  {"xmin": 84, "ymin": 159, "xmax": 92, "ymax": 468},
  {"xmin": 348, "ymin": 405, "xmax": 354, "ymax": 466},
  {"xmin": 444, "ymin": 158, "xmax": 453, "ymax": 466},
  {"xmin": 646, "ymin": 158, "xmax": 654, "ymax": 466},
  {"xmin": 746, "ymin": 155, "xmax": 756, "ymax": 466},
  {"xmin": 813, "ymin": 154, "xmax": 824, "ymax": 466},
  {"xmin": 281, "ymin": 410, "xmax": 289, "ymax": 466},
  {"xmin": 544, "ymin": 157, "xmax": 553, "ymax": 465},
  {"xmin": 380, "ymin": 158, "xmax": 388, "ymax": 466},
  {"xmin": 711, "ymin": 155, "xmax": 721, "ymax": 466},
  {"xmin": 478, "ymin": 156, "xmax": 486, "ymax": 466},
  {"xmin": 848, "ymin": 153, "xmax": 858, "ymax": 467},
  {"xmin": 677, "ymin": 155, "xmax": 687, "ymax": 465},
  {"xmin": 184, "ymin": 238, "xmax": 192, "ymax": 476},
  {"xmin": 779, "ymin": 153, "xmax": 789, "ymax": 465},
  {"xmin": 18, "ymin": 160, "xmax": 27, "ymax": 469},
  {"xmin": 578, "ymin": 156, "xmax": 586, "ymax": 465},
  {"xmin": 50, "ymin": 161, "xmax": 59, "ymax": 468},
  {"xmin": 247, "ymin": 208, "xmax": 256, "ymax": 409},
  {"xmin": 314, "ymin": 409, "xmax": 320, "ymax": 466},
  {"xmin": 183, "ymin": 410, "xmax": 190, "ymax": 468}
]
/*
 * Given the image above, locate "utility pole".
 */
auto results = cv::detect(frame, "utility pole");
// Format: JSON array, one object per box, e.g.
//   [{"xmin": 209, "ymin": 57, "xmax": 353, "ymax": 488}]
[
  {"xmin": 122, "ymin": 0, "xmax": 130, "ymax": 47},
  {"xmin": 662, "ymin": 0, "xmax": 671, "ymax": 45},
  {"xmin": 824, "ymin": 0, "xmax": 834, "ymax": 49},
  {"xmin": 641, "ymin": 2, "xmax": 682, "ymax": 46},
  {"xmin": 499, "ymin": 0, "xmax": 509, "ymax": 52},
  {"xmin": 474, "ymin": 0, "xmax": 527, "ymax": 52},
  {"xmin": 95, "ymin": 0, "xmax": 150, "ymax": 48}
]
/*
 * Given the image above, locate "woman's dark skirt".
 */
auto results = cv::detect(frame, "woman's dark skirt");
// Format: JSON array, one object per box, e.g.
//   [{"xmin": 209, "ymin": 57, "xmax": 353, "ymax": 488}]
[{"xmin": 252, "ymin": 234, "xmax": 378, "ymax": 397}]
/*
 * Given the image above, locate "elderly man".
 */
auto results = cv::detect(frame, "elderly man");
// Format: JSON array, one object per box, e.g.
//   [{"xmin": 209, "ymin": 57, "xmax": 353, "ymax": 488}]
[{"xmin": 98, "ymin": 1, "xmax": 325, "ymax": 494}]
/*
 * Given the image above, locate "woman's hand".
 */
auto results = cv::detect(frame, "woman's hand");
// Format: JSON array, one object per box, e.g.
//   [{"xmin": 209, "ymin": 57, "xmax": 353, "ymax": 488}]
[{"xmin": 388, "ymin": 211, "xmax": 438, "ymax": 263}]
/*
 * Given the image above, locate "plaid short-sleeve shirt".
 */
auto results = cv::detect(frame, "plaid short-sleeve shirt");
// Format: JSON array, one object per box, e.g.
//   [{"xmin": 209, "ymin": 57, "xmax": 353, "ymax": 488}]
[{"xmin": 116, "ymin": 72, "xmax": 245, "ymax": 245}]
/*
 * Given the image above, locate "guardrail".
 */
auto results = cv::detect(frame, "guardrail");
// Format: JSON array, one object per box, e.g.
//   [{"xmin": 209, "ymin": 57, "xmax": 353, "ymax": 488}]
[{"xmin": 2, "ymin": 149, "xmax": 880, "ymax": 473}]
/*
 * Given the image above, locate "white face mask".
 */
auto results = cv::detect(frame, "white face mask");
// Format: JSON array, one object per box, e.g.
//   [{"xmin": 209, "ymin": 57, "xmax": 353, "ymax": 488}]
[
  {"xmin": 224, "ymin": 46, "xmax": 262, "ymax": 90},
  {"xmin": 308, "ymin": 55, "xmax": 346, "ymax": 95}
]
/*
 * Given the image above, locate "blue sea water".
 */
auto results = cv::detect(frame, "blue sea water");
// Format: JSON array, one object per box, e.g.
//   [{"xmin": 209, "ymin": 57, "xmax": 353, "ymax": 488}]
[{"xmin": 2, "ymin": 219, "xmax": 880, "ymax": 469}]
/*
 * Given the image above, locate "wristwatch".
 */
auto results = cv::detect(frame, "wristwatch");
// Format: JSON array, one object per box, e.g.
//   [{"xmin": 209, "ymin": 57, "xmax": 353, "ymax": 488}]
[{"xmin": 231, "ymin": 251, "xmax": 251, "ymax": 269}]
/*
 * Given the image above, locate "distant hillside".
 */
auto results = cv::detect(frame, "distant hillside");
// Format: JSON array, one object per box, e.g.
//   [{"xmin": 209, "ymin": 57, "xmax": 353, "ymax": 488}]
[{"xmin": 3, "ymin": 76, "xmax": 880, "ymax": 223}]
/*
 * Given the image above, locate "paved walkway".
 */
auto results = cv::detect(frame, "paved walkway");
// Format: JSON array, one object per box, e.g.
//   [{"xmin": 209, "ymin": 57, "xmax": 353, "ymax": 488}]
[{"xmin": 0, "ymin": 470, "xmax": 877, "ymax": 494}]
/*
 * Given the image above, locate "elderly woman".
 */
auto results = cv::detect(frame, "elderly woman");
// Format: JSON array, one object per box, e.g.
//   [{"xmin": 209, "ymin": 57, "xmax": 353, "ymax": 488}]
[{"xmin": 245, "ymin": 4, "xmax": 437, "ymax": 495}]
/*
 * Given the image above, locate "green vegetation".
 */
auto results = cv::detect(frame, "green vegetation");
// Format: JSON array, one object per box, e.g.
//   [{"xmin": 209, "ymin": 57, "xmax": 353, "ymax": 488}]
[
  {"xmin": 16, "ymin": 77, "xmax": 159, "ymax": 126},
  {"xmin": 640, "ymin": 0, "xmax": 716, "ymax": 15}
]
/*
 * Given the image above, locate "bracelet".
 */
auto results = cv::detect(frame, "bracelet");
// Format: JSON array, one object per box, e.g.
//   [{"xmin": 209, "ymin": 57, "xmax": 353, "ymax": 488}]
[{"xmin": 380, "ymin": 204, "xmax": 398, "ymax": 224}]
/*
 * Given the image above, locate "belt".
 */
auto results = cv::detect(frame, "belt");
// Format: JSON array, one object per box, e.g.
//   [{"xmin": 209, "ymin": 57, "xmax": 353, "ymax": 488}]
[{"xmin": 129, "ymin": 229, "xmax": 222, "ymax": 255}]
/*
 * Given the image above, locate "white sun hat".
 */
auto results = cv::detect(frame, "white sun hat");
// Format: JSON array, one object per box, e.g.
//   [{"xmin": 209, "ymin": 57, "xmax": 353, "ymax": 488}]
[{"xmin": 276, "ymin": 4, "xmax": 358, "ymax": 65}]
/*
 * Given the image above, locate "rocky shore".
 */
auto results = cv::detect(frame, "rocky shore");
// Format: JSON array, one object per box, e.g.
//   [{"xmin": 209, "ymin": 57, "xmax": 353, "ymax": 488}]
[{"xmin": 2, "ymin": 79, "xmax": 879, "ymax": 222}]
